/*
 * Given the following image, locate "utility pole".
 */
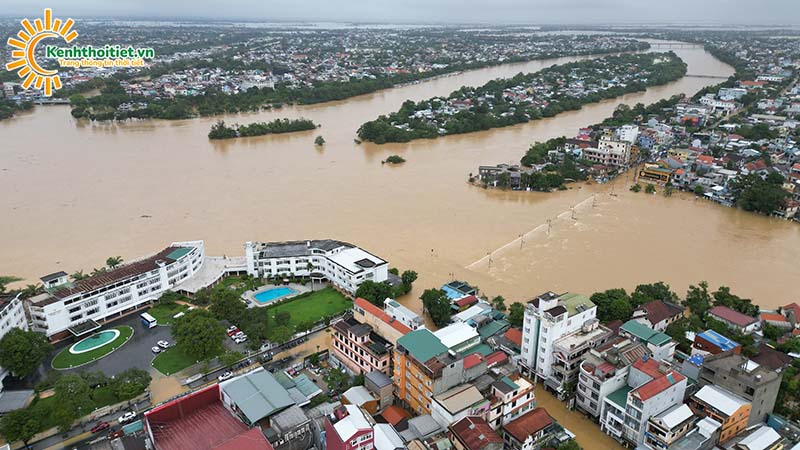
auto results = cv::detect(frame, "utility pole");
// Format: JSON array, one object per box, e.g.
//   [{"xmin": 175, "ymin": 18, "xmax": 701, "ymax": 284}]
[
  {"xmin": 547, "ymin": 219, "xmax": 552, "ymax": 235},
  {"xmin": 519, "ymin": 234, "xmax": 524, "ymax": 250}
]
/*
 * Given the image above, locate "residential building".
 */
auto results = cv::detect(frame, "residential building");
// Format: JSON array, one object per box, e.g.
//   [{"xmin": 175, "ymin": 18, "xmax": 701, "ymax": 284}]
[
  {"xmin": 582, "ymin": 135, "xmax": 631, "ymax": 167},
  {"xmin": 600, "ymin": 356, "xmax": 687, "ymax": 446},
  {"xmin": 519, "ymin": 292, "xmax": 597, "ymax": 381},
  {"xmin": 486, "ymin": 374, "xmax": 536, "ymax": 429},
  {"xmin": 502, "ymin": 407, "xmax": 555, "ymax": 450},
  {"xmin": 735, "ymin": 425, "xmax": 784, "ymax": 450},
  {"xmin": 631, "ymin": 300, "xmax": 685, "ymax": 331},
  {"xmin": 331, "ymin": 317, "xmax": 393, "ymax": 376},
  {"xmin": 342, "ymin": 385, "xmax": 380, "ymax": 415},
  {"xmin": 431, "ymin": 383, "xmax": 490, "ymax": 429},
  {"xmin": 393, "ymin": 329, "xmax": 468, "ymax": 415},
  {"xmin": 668, "ymin": 417, "xmax": 721, "ymax": 450},
  {"xmin": 688, "ymin": 385, "xmax": 750, "ymax": 444},
  {"xmin": 325, "ymin": 404, "xmax": 375, "ymax": 450},
  {"xmin": 28, "ymin": 241, "xmax": 204, "ymax": 341},
  {"xmin": 244, "ymin": 240, "xmax": 388, "ymax": 295},
  {"xmin": 434, "ymin": 322, "xmax": 481, "ymax": 354},
  {"xmin": 352, "ymin": 297, "xmax": 411, "ymax": 346},
  {"xmin": 616, "ymin": 124, "xmax": 640, "ymax": 144},
  {"xmin": 692, "ymin": 329, "xmax": 742, "ymax": 356},
  {"xmin": 638, "ymin": 163, "xmax": 673, "ymax": 184},
  {"xmin": 364, "ymin": 370, "xmax": 394, "ymax": 413},
  {"xmin": 448, "ymin": 416, "xmax": 503, "ymax": 450},
  {"xmin": 619, "ymin": 320, "xmax": 676, "ymax": 362},
  {"xmin": 698, "ymin": 352, "xmax": 781, "ymax": 426},
  {"xmin": 442, "ymin": 281, "xmax": 478, "ymax": 299},
  {"xmin": 383, "ymin": 298, "xmax": 425, "ymax": 330},
  {"xmin": 643, "ymin": 403, "xmax": 695, "ymax": 450},
  {"xmin": 0, "ymin": 293, "xmax": 28, "ymax": 391},
  {"xmin": 707, "ymin": 306, "xmax": 759, "ymax": 334},
  {"xmin": 576, "ymin": 337, "xmax": 648, "ymax": 418},
  {"xmin": 547, "ymin": 319, "xmax": 613, "ymax": 396}
]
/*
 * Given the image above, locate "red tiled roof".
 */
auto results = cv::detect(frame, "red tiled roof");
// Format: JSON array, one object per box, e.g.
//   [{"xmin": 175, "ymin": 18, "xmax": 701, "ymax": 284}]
[
  {"xmin": 381, "ymin": 405, "xmax": 411, "ymax": 426},
  {"xmin": 632, "ymin": 357, "xmax": 663, "ymax": 379},
  {"xmin": 760, "ymin": 313, "xmax": 788, "ymax": 323},
  {"xmin": 213, "ymin": 428, "xmax": 274, "ymax": 450},
  {"xmin": 450, "ymin": 416, "xmax": 503, "ymax": 450},
  {"xmin": 632, "ymin": 371, "xmax": 685, "ymax": 401},
  {"xmin": 504, "ymin": 327, "xmax": 522, "ymax": 347},
  {"xmin": 708, "ymin": 306, "xmax": 758, "ymax": 327},
  {"xmin": 503, "ymin": 408, "xmax": 553, "ymax": 443},
  {"xmin": 783, "ymin": 302, "xmax": 800, "ymax": 318},
  {"xmin": 354, "ymin": 298, "xmax": 412, "ymax": 335},
  {"xmin": 697, "ymin": 155, "xmax": 714, "ymax": 164},
  {"xmin": 464, "ymin": 353, "xmax": 484, "ymax": 370},
  {"xmin": 485, "ymin": 351, "xmax": 509, "ymax": 368},
  {"xmin": 454, "ymin": 295, "xmax": 479, "ymax": 307}
]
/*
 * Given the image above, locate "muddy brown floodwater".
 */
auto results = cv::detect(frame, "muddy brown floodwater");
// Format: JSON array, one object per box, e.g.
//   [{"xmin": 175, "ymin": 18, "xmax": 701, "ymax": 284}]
[{"xmin": 2, "ymin": 41, "xmax": 798, "ymax": 329}]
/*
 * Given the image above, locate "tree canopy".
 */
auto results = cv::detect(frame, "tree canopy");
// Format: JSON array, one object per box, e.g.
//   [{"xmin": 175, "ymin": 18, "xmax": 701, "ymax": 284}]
[
  {"xmin": 355, "ymin": 280, "xmax": 395, "ymax": 306},
  {"xmin": 420, "ymin": 288, "xmax": 452, "ymax": 327},
  {"xmin": 0, "ymin": 328, "xmax": 51, "ymax": 379},
  {"xmin": 172, "ymin": 310, "xmax": 225, "ymax": 361}
]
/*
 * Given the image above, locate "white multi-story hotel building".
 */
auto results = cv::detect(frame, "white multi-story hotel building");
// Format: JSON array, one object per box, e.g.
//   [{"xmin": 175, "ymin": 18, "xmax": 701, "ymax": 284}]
[
  {"xmin": 0, "ymin": 293, "xmax": 29, "ymax": 391},
  {"xmin": 27, "ymin": 241, "xmax": 205, "ymax": 341},
  {"xmin": 519, "ymin": 292, "xmax": 598, "ymax": 383},
  {"xmin": 244, "ymin": 240, "xmax": 388, "ymax": 295}
]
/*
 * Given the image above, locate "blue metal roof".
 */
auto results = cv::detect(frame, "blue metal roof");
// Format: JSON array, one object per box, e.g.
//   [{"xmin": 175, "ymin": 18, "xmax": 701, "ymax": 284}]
[{"xmin": 697, "ymin": 329, "xmax": 739, "ymax": 351}]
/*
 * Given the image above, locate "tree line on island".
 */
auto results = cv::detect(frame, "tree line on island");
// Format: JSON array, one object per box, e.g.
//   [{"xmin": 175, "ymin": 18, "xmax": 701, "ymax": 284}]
[
  {"xmin": 356, "ymin": 53, "xmax": 688, "ymax": 144},
  {"xmin": 208, "ymin": 118, "xmax": 317, "ymax": 139}
]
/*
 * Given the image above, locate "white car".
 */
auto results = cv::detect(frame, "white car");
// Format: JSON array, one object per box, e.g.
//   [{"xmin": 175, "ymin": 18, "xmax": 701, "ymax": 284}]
[
  {"xmin": 151, "ymin": 346, "xmax": 161, "ymax": 354},
  {"xmin": 232, "ymin": 331, "xmax": 245, "ymax": 339},
  {"xmin": 234, "ymin": 336, "xmax": 248, "ymax": 344},
  {"xmin": 157, "ymin": 340, "xmax": 170, "ymax": 349},
  {"xmin": 226, "ymin": 325, "xmax": 238, "ymax": 333},
  {"xmin": 117, "ymin": 411, "xmax": 136, "ymax": 424},
  {"xmin": 218, "ymin": 371, "xmax": 233, "ymax": 382}
]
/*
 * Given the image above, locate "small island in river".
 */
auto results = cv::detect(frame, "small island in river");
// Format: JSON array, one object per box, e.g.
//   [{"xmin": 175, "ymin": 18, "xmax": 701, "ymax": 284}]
[{"xmin": 208, "ymin": 118, "xmax": 317, "ymax": 139}]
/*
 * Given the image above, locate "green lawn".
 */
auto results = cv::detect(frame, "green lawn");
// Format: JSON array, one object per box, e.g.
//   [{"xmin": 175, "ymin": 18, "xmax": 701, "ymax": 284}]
[
  {"xmin": 266, "ymin": 287, "xmax": 351, "ymax": 330},
  {"xmin": 52, "ymin": 326, "xmax": 134, "ymax": 369},
  {"xmin": 148, "ymin": 303, "xmax": 189, "ymax": 326},
  {"xmin": 151, "ymin": 347, "xmax": 199, "ymax": 376},
  {"xmin": 217, "ymin": 275, "xmax": 264, "ymax": 295}
]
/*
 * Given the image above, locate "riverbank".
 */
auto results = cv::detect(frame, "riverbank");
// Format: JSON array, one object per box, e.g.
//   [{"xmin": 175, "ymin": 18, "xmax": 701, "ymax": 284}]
[{"xmin": 12, "ymin": 43, "xmax": 800, "ymax": 316}]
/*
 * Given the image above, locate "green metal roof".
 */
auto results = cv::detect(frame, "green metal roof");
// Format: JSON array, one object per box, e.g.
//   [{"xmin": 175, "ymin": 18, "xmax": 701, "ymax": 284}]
[
  {"xmin": 607, "ymin": 386, "xmax": 632, "ymax": 409},
  {"xmin": 165, "ymin": 247, "xmax": 192, "ymax": 261},
  {"xmin": 478, "ymin": 319, "xmax": 510, "ymax": 339},
  {"xmin": 460, "ymin": 343, "xmax": 493, "ymax": 358},
  {"xmin": 561, "ymin": 293, "xmax": 595, "ymax": 317},
  {"xmin": 621, "ymin": 320, "xmax": 673, "ymax": 347},
  {"xmin": 500, "ymin": 376, "xmax": 519, "ymax": 391},
  {"xmin": 398, "ymin": 329, "xmax": 448, "ymax": 363}
]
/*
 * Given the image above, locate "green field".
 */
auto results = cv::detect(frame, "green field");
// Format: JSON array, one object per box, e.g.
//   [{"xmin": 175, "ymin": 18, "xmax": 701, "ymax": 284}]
[
  {"xmin": 51, "ymin": 326, "xmax": 134, "ymax": 369},
  {"xmin": 147, "ymin": 303, "xmax": 189, "ymax": 325},
  {"xmin": 267, "ymin": 287, "xmax": 351, "ymax": 330},
  {"xmin": 151, "ymin": 347, "xmax": 200, "ymax": 376}
]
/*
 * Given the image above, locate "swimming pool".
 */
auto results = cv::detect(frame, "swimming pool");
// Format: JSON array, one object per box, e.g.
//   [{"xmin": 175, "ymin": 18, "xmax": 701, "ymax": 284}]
[
  {"xmin": 253, "ymin": 287, "xmax": 297, "ymax": 304},
  {"xmin": 69, "ymin": 329, "xmax": 121, "ymax": 354}
]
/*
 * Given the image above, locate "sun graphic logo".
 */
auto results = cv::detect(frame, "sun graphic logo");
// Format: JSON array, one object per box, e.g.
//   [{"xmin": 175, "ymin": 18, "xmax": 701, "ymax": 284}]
[{"xmin": 5, "ymin": 8, "xmax": 78, "ymax": 97}]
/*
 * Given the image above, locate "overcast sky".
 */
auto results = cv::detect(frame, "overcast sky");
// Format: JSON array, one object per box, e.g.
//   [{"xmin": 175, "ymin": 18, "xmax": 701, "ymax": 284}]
[{"xmin": 2, "ymin": 0, "xmax": 799, "ymax": 25}]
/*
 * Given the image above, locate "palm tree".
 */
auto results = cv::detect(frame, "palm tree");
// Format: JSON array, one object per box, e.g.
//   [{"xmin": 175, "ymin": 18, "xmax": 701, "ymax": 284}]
[
  {"xmin": 0, "ymin": 275, "xmax": 22, "ymax": 294},
  {"xmin": 106, "ymin": 256, "xmax": 123, "ymax": 269},
  {"xmin": 71, "ymin": 270, "xmax": 86, "ymax": 281},
  {"xmin": 91, "ymin": 267, "xmax": 107, "ymax": 276},
  {"xmin": 22, "ymin": 284, "xmax": 44, "ymax": 298}
]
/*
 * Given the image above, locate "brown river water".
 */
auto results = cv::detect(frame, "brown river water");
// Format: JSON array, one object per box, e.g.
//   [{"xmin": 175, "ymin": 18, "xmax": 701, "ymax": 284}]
[{"xmin": 1, "ymin": 42, "xmax": 798, "ymax": 320}]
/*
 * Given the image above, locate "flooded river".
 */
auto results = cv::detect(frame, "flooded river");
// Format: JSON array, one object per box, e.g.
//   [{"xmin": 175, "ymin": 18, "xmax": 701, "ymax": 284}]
[{"xmin": 2, "ymin": 41, "xmax": 798, "ymax": 318}]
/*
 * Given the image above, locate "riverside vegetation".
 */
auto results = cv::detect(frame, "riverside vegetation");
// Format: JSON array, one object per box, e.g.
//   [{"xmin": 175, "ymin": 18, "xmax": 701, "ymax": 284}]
[
  {"xmin": 208, "ymin": 118, "xmax": 317, "ymax": 139},
  {"xmin": 357, "ymin": 52, "xmax": 687, "ymax": 144}
]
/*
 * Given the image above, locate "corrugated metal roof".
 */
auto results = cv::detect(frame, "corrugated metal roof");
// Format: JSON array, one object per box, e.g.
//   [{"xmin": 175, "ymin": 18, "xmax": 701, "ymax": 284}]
[{"xmin": 221, "ymin": 369, "xmax": 294, "ymax": 424}]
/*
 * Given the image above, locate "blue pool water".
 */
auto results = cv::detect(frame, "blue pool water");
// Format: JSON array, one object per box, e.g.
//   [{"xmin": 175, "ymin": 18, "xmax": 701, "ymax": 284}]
[{"xmin": 253, "ymin": 287, "xmax": 297, "ymax": 304}]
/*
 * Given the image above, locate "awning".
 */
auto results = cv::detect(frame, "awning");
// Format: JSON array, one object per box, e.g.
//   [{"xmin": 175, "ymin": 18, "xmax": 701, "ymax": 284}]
[{"xmin": 67, "ymin": 319, "xmax": 101, "ymax": 336}]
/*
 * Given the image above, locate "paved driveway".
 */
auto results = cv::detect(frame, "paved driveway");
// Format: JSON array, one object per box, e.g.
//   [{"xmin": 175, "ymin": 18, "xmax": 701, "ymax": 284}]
[{"xmin": 47, "ymin": 315, "xmax": 174, "ymax": 377}]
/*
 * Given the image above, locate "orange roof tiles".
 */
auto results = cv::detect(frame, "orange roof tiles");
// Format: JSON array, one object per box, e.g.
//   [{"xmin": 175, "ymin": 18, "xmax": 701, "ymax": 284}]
[
  {"xmin": 760, "ymin": 313, "xmax": 787, "ymax": 323},
  {"xmin": 381, "ymin": 405, "xmax": 411, "ymax": 426},
  {"xmin": 503, "ymin": 408, "xmax": 553, "ymax": 443},
  {"xmin": 632, "ymin": 357, "xmax": 663, "ymax": 379},
  {"xmin": 354, "ymin": 297, "xmax": 411, "ymax": 335},
  {"xmin": 504, "ymin": 327, "xmax": 523, "ymax": 347},
  {"xmin": 633, "ymin": 371, "xmax": 685, "ymax": 401}
]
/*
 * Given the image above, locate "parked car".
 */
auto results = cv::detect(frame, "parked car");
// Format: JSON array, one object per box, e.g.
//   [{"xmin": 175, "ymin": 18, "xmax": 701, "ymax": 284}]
[
  {"xmin": 157, "ymin": 340, "xmax": 170, "ymax": 349},
  {"xmin": 234, "ymin": 336, "xmax": 248, "ymax": 344},
  {"xmin": 232, "ymin": 331, "xmax": 245, "ymax": 339},
  {"xmin": 218, "ymin": 371, "xmax": 233, "ymax": 382},
  {"xmin": 227, "ymin": 329, "xmax": 241, "ymax": 337},
  {"xmin": 226, "ymin": 325, "xmax": 238, "ymax": 333},
  {"xmin": 91, "ymin": 421, "xmax": 110, "ymax": 434},
  {"xmin": 151, "ymin": 346, "xmax": 161, "ymax": 354},
  {"xmin": 117, "ymin": 411, "xmax": 136, "ymax": 424}
]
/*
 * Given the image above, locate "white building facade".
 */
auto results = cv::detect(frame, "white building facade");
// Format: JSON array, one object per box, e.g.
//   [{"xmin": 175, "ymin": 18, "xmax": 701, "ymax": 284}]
[
  {"xmin": 28, "ymin": 241, "xmax": 205, "ymax": 341},
  {"xmin": 245, "ymin": 240, "xmax": 388, "ymax": 295},
  {"xmin": 519, "ymin": 292, "xmax": 598, "ymax": 382},
  {"xmin": 0, "ymin": 294, "xmax": 29, "ymax": 390}
]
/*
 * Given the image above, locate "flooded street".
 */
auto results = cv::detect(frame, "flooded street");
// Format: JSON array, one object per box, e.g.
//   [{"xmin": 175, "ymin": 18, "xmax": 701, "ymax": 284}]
[
  {"xmin": 534, "ymin": 384, "xmax": 624, "ymax": 449},
  {"xmin": 2, "ymin": 41, "xmax": 798, "ymax": 317}
]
